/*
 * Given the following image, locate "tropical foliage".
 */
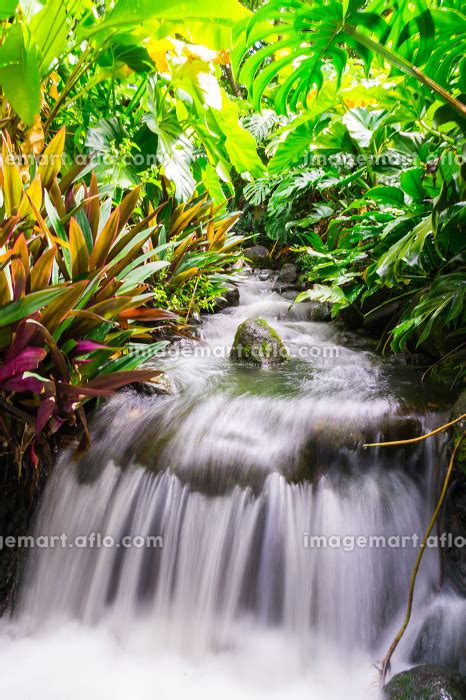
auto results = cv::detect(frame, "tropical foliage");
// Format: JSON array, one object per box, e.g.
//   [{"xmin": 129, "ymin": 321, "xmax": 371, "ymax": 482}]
[
  {"xmin": 0, "ymin": 0, "xmax": 465, "ymax": 476},
  {"xmin": 236, "ymin": 0, "xmax": 465, "ymax": 354}
]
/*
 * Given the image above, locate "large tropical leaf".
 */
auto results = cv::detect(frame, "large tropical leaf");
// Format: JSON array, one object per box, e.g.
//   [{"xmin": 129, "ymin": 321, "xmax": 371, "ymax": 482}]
[
  {"xmin": 233, "ymin": 0, "xmax": 466, "ymax": 118},
  {"xmin": 0, "ymin": 23, "xmax": 40, "ymax": 124}
]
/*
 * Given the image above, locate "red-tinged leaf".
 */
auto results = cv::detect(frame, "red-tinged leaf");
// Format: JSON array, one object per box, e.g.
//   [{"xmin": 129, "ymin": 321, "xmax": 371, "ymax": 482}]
[
  {"xmin": 36, "ymin": 396, "xmax": 56, "ymax": 433},
  {"xmin": 27, "ymin": 194, "xmax": 71, "ymax": 252},
  {"xmin": 118, "ymin": 186, "xmax": 141, "ymax": 233},
  {"xmin": 2, "ymin": 374, "xmax": 45, "ymax": 393},
  {"xmin": 37, "ymin": 127, "xmax": 66, "ymax": 189},
  {"xmin": 69, "ymin": 217, "xmax": 89, "ymax": 278},
  {"xmin": 0, "ymin": 287, "xmax": 71, "ymax": 328},
  {"xmin": 11, "ymin": 234, "xmax": 30, "ymax": 278},
  {"xmin": 0, "ymin": 269, "xmax": 11, "ymax": 305},
  {"xmin": 30, "ymin": 247, "xmax": 56, "ymax": 291},
  {"xmin": 85, "ymin": 369, "xmax": 162, "ymax": 391},
  {"xmin": 74, "ymin": 340, "xmax": 113, "ymax": 355},
  {"xmin": 30, "ymin": 440, "xmax": 39, "ymax": 468},
  {"xmin": 40, "ymin": 280, "xmax": 88, "ymax": 333},
  {"xmin": 56, "ymin": 382, "xmax": 113, "ymax": 398},
  {"xmin": 88, "ymin": 207, "xmax": 120, "ymax": 269},
  {"xmin": 118, "ymin": 308, "xmax": 178, "ymax": 321},
  {"xmin": 2, "ymin": 136, "xmax": 23, "ymax": 216},
  {"xmin": 25, "ymin": 318, "xmax": 69, "ymax": 381},
  {"xmin": 11, "ymin": 259, "xmax": 26, "ymax": 300},
  {"xmin": 0, "ymin": 347, "xmax": 46, "ymax": 382},
  {"xmin": 49, "ymin": 415, "xmax": 66, "ymax": 434},
  {"xmin": 68, "ymin": 296, "xmax": 138, "ymax": 335},
  {"xmin": 75, "ymin": 405, "xmax": 90, "ymax": 456},
  {"xmin": 0, "ymin": 215, "xmax": 20, "ymax": 248},
  {"xmin": 85, "ymin": 171, "xmax": 100, "ymax": 241},
  {"xmin": 5, "ymin": 313, "xmax": 41, "ymax": 362}
]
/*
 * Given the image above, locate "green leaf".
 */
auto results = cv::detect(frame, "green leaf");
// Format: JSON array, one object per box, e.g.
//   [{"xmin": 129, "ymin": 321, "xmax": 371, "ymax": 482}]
[
  {"xmin": 117, "ymin": 261, "xmax": 170, "ymax": 294},
  {"xmin": 0, "ymin": 287, "xmax": 69, "ymax": 328},
  {"xmin": 28, "ymin": 0, "xmax": 68, "ymax": 74},
  {"xmin": 400, "ymin": 167, "xmax": 425, "ymax": 202},
  {"xmin": 295, "ymin": 284, "xmax": 348, "ymax": 306},
  {"xmin": 365, "ymin": 186, "xmax": 405, "ymax": 208},
  {"xmin": 342, "ymin": 107, "xmax": 388, "ymax": 148},
  {"xmin": 268, "ymin": 122, "xmax": 316, "ymax": 174},
  {"xmin": 0, "ymin": 23, "xmax": 40, "ymax": 125},
  {"xmin": 0, "ymin": 1, "xmax": 17, "ymax": 20}
]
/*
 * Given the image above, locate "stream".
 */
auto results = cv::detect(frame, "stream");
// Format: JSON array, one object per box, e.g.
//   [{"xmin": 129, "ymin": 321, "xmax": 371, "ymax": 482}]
[{"xmin": 0, "ymin": 270, "xmax": 464, "ymax": 699}]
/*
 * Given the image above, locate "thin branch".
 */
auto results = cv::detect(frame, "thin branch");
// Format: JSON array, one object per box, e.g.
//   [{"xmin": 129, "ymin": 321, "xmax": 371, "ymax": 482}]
[
  {"xmin": 363, "ymin": 415, "xmax": 465, "ymax": 448},
  {"xmin": 377, "ymin": 431, "xmax": 465, "ymax": 683}
]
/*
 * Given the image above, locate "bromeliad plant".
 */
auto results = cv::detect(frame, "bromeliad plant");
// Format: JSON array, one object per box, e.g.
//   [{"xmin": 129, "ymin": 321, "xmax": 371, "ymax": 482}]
[{"xmin": 0, "ymin": 129, "xmax": 180, "ymax": 474}]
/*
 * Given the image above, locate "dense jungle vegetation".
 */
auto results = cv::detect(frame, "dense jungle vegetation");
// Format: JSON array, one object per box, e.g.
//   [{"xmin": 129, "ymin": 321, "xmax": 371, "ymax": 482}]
[{"xmin": 0, "ymin": 0, "xmax": 464, "ymax": 478}]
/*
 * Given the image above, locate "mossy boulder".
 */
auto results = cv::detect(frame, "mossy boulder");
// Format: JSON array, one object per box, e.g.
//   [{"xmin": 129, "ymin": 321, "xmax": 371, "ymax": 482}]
[
  {"xmin": 244, "ymin": 245, "xmax": 272, "ymax": 269},
  {"xmin": 384, "ymin": 665, "xmax": 466, "ymax": 700},
  {"xmin": 230, "ymin": 317, "xmax": 288, "ymax": 366}
]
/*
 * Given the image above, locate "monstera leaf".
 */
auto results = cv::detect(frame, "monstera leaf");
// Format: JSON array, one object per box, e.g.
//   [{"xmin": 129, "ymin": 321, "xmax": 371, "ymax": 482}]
[{"xmin": 233, "ymin": 0, "xmax": 466, "ymax": 119}]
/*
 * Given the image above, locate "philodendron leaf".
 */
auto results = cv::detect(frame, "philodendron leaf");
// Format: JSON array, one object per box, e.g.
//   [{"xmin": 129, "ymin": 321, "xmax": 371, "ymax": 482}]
[{"xmin": 0, "ymin": 24, "xmax": 40, "ymax": 125}]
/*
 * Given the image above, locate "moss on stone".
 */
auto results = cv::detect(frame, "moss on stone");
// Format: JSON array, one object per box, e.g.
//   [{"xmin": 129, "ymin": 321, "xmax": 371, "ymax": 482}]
[
  {"xmin": 384, "ymin": 665, "xmax": 466, "ymax": 700},
  {"xmin": 230, "ymin": 317, "xmax": 288, "ymax": 366}
]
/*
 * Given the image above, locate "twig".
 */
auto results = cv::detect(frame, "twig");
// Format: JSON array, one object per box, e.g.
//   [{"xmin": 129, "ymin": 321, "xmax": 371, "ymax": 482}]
[
  {"xmin": 375, "ymin": 431, "xmax": 465, "ymax": 683},
  {"xmin": 363, "ymin": 414, "xmax": 465, "ymax": 448}
]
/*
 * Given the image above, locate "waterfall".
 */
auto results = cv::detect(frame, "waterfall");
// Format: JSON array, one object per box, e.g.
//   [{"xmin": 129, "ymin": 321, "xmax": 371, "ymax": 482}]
[{"xmin": 1, "ymin": 271, "xmax": 463, "ymax": 699}]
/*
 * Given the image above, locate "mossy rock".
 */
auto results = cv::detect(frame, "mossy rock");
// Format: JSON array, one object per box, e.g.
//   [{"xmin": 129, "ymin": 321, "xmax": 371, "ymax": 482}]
[
  {"xmin": 243, "ymin": 245, "xmax": 272, "ymax": 269},
  {"xmin": 230, "ymin": 317, "xmax": 288, "ymax": 366},
  {"xmin": 384, "ymin": 665, "xmax": 466, "ymax": 700}
]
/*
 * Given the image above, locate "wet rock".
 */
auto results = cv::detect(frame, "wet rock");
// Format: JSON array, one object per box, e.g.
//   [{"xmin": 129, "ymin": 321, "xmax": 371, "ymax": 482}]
[
  {"xmin": 384, "ymin": 664, "xmax": 466, "ymax": 700},
  {"xmin": 277, "ymin": 263, "xmax": 298, "ymax": 285},
  {"xmin": 338, "ymin": 303, "xmax": 364, "ymax": 330},
  {"xmin": 244, "ymin": 245, "xmax": 272, "ymax": 269},
  {"xmin": 282, "ymin": 290, "xmax": 299, "ymax": 302},
  {"xmin": 258, "ymin": 269, "xmax": 273, "ymax": 281},
  {"xmin": 212, "ymin": 283, "xmax": 240, "ymax": 312},
  {"xmin": 431, "ymin": 348, "xmax": 466, "ymax": 388},
  {"xmin": 363, "ymin": 300, "xmax": 402, "ymax": 335},
  {"xmin": 131, "ymin": 373, "xmax": 176, "ymax": 397},
  {"xmin": 189, "ymin": 312, "xmax": 202, "ymax": 325},
  {"xmin": 230, "ymin": 317, "xmax": 288, "ymax": 366},
  {"xmin": 450, "ymin": 389, "xmax": 466, "ymax": 476},
  {"xmin": 308, "ymin": 301, "xmax": 332, "ymax": 322},
  {"xmin": 410, "ymin": 602, "xmax": 466, "ymax": 670}
]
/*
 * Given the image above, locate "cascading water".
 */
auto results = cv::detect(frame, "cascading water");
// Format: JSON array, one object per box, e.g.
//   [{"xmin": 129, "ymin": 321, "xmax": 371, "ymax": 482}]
[{"xmin": 1, "ymin": 271, "xmax": 464, "ymax": 699}]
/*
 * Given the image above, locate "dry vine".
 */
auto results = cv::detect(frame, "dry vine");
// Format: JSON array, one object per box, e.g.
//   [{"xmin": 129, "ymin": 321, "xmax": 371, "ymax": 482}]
[{"xmin": 363, "ymin": 414, "xmax": 466, "ymax": 684}]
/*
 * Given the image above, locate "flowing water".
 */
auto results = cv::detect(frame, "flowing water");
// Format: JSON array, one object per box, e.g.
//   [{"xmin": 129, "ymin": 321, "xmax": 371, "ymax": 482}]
[{"xmin": 1, "ymin": 271, "xmax": 464, "ymax": 699}]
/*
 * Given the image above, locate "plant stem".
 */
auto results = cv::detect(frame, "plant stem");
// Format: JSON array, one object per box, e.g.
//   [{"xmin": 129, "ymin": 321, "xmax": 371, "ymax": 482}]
[
  {"xmin": 363, "ymin": 414, "xmax": 465, "ymax": 448},
  {"xmin": 343, "ymin": 23, "xmax": 466, "ymax": 119},
  {"xmin": 376, "ymin": 430, "xmax": 465, "ymax": 683}
]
